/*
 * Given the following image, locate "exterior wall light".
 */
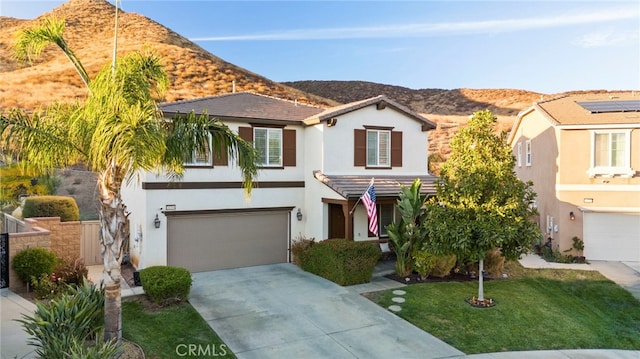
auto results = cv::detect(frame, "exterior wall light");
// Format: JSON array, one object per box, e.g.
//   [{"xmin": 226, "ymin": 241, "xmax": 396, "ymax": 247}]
[
  {"xmin": 569, "ymin": 211, "xmax": 575, "ymax": 221},
  {"xmin": 296, "ymin": 208, "xmax": 303, "ymax": 221},
  {"xmin": 153, "ymin": 214, "xmax": 161, "ymax": 228}
]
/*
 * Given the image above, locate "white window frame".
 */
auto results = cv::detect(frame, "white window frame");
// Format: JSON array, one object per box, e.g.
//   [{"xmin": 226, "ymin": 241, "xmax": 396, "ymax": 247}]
[
  {"xmin": 378, "ymin": 203, "xmax": 395, "ymax": 237},
  {"xmin": 366, "ymin": 129, "xmax": 391, "ymax": 167},
  {"xmin": 517, "ymin": 142, "xmax": 523, "ymax": 167},
  {"xmin": 254, "ymin": 127, "xmax": 282, "ymax": 167},
  {"xmin": 587, "ymin": 130, "xmax": 634, "ymax": 178},
  {"xmin": 525, "ymin": 140, "xmax": 532, "ymax": 167},
  {"xmin": 183, "ymin": 133, "xmax": 212, "ymax": 166}
]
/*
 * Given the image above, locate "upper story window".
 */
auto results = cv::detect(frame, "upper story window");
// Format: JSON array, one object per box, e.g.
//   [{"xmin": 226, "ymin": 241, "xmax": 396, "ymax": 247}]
[
  {"xmin": 525, "ymin": 140, "xmax": 532, "ymax": 166},
  {"xmin": 254, "ymin": 127, "xmax": 282, "ymax": 167},
  {"xmin": 588, "ymin": 130, "xmax": 634, "ymax": 177},
  {"xmin": 517, "ymin": 142, "xmax": 523, "ymax": 167},
  {"xmin": 239, "ymin": 126, "xmax": 296, "ymax": 168},
  {"xmin": 184, "ymin": 134, "xmax": 212, "ymax": 167},
  {"xmin": 354, "ymin": 127, "xmax": 402, "ymax": 168},
  {"xmin": 367, "ymin": 129, "xmax": 391, "ymax": 167}
]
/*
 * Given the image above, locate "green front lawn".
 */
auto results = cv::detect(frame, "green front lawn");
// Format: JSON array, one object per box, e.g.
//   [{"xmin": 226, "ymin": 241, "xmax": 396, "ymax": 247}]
[
  {"xmin": 122, "ymin": 298, "xmax": 235, "ymax": 358},
  {"xmin": 371, "ymin": 263, "xmax": 640, "ymax": 354}
]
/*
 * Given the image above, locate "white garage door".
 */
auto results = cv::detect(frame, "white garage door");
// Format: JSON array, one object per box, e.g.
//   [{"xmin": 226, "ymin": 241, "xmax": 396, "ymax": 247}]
[
  {"xmin": 583, "ymin": 213, "xmax": 640, "ymax": 261},
  {"xmin": 167, "ymin": 209, "xmax": 290, "ymax": 272}
]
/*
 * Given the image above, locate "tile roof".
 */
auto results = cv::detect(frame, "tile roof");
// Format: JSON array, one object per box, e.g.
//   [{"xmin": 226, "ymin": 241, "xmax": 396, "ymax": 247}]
[
  {"xmin": 159, "ymin": 92, "xmax": 436, "ymax": 130},
  {"xmin": 159, "ymin": 92, "xmax": 325, "ymax": 123},
  {"xmin": 314, "ymin": 171, "xmax": 438, "ymax": 199},
  {"xmin": 532, "ymin": 92, "xmax": 640, "ymax": 126}
]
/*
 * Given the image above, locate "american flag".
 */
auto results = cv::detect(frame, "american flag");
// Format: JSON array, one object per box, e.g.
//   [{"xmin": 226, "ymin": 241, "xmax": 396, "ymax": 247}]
[{"xmin": 361, "ymin": 178, "xmax": 378, "ymax": 236}]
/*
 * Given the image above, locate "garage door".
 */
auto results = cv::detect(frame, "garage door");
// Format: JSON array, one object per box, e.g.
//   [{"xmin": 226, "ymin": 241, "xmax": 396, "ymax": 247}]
[
  {"xmin": 167, "ymin": 210, "xmax": 290, "ymax": 272},
  {"xmin": 583, "ymin": 213, "xmax": 640, "ymax": 261}
]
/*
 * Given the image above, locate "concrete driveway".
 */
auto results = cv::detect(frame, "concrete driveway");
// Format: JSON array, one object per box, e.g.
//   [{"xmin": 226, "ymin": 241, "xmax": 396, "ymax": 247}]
[{"xmin": 189, "ymin": 263, "xmax": 464, "ymax": 359}]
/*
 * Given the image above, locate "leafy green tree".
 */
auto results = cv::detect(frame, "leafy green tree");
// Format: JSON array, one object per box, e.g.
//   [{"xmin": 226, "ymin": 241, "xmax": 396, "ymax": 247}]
[
  {"xmin": 1, "ymin": 16, "xmax": 257, "ymax": 344},
  {"xmin": 425, "ymin": 110, "xmax": 540, "ymax": 302},
  {"xmin": 386, "ymin": 179, "xmax": 428, "ymax": 276}
]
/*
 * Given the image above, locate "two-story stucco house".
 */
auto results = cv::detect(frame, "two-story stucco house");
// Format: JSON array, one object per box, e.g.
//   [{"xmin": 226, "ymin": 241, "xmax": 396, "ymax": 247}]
[
  {"xmin": 508, "ymin": 93, "xmax": 640, "ymax": 261},
  {"xmin": 121, "ymin": 92, "xmax": 437, "ymax": 272}
]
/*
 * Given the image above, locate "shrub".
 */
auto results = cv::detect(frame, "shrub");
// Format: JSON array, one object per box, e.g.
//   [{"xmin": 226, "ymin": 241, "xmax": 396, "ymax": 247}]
[
  {"xmin": 412, "ymin": 249, "xmax": 436, "ymax": 280},
  {"xmin": 18, "ymin": 280, "xmax": 105, "ymax": 359},
  {"xmin": 12, "ymin": 247, "xmax": 57, "ymax": 285},
  {"xmin": 291, "ymin": 236, "xmax": 315, "ymax": 267},
  {"xmin": 31, "ymin": 273, "xmax": 65, "ymax": 300},
  {"xmin": 139, "ymin": 266, "xmax": 192, "ymax": 305},
  {"xmin": 22, "ymin": 195, "xmax": 79, "ymax": 221},
  {"xmin": 429, "ymin": 254, "xmax": 457, "ymax": 278},
  {"xmin": 484, "ymin": 248, "xmax": 506, "ymax": 277},
  {"xmin": 54, "ymin": 256, "xmax": 88, "ymax": 285},
  {"xmin": 299, "ymin": 239, "xmax": 381, "ymax": 286}
]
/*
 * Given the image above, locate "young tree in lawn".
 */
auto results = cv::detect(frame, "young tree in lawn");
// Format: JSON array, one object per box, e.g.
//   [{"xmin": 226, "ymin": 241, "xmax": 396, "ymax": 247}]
[
  {"xmin": 425, "ymin": 110, "xmax": 540, "ymax": 303},
  {"xmin": 1, "ymin": 17, "xmax": 258, "ymax": 344}
]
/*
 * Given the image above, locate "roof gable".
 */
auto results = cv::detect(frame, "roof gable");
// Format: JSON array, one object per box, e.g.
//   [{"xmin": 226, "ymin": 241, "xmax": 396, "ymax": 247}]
[{"xmin": 304, "ymin": 95, "xmax": 436, "ymax": 131}]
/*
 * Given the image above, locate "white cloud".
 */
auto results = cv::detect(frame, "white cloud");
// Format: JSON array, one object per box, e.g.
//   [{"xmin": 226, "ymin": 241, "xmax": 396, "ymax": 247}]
[
  {"xmin": 191, "ymin": 6, "xmax": 639, "ymax": 42},
  {"xmin": 575, "ymin": 29, "xmax": 640, "ymax": 48}
]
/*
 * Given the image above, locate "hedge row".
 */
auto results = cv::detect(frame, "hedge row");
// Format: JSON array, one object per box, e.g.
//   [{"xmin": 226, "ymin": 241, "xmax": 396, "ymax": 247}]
[{"xmin": 298, "ymin": 239, "xmax": 381, "ymax": 286}]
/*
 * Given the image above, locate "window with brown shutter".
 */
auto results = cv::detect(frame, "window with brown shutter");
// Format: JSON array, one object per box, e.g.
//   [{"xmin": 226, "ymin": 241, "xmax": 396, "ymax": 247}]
[
  {"xmin": 355, "ymin": 128, "xmax": 402, "ymax": 168},
  {"xmin": 239, "ymin": 126, "xmax": 296, "ymax": 168}
]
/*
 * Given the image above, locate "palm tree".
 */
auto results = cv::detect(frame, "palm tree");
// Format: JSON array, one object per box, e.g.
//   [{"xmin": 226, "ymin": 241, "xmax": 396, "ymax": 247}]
[{"xmin": 1, "ymin": 16, "xmax": 258, "ymax": 344}]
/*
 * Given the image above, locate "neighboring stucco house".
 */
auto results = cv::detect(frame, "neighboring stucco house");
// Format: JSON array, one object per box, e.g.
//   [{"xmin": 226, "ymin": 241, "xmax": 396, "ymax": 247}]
[
  {"xmin": 121, "ymin": 92, "xmax": 437, "ymax": 272},
  {"xmin": 508, "ymin": 92, "xmax": 640, "ymax": 261}
]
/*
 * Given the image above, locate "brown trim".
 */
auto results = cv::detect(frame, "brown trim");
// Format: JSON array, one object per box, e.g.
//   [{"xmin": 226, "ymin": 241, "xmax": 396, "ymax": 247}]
[
  {"xmin": 249, "ymin": 122, "xmax": 287, "ymax": 129},
  {"xmin": 257, "ymin": 166, "xmax": 285, "ymax": 170},
  {"xmin": 364, "ymin": 166, "xmax": 393, "ymax": 170},
  {"xmin": 163, "ymin": 206, "xmax": 295, "ymax": 216},
  {"xmin": 391, "ymin": 130, "xmax": 402, "ymax": 167},
  {"xmin": 183, "ymin": 164, "xmax": 214, "ymax": 169},
  {"xmin": 321, "ymin": 197, "xmax": 348, "ymax": 204},
  {"xmin": 363, "ymin": 125, "xmax": 394, "ymax": 131},
  {"xmin": 142, "ymin": 181, "xmax": 305, "ymax": 190},
  {"xmin": 354, "ymin": 129, "xmax": 366, "ymax": 167}
]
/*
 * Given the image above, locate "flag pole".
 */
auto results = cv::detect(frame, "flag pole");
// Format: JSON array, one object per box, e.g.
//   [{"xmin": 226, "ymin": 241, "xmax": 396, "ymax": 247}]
[{"xmin": 349, "ymin": 178, "xmax": 374, "ymax": 215}]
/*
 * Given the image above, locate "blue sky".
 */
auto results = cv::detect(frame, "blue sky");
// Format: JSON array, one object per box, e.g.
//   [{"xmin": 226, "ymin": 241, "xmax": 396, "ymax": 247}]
[{"xmin": 2, "ymin": 1, "xmax": 639, "ymax": 94}]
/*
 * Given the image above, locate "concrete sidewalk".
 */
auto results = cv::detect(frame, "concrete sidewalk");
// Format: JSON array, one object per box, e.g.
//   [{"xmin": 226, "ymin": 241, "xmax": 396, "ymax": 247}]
[{"xmin": 1, "ymin": 289, "xmax": 37, "ymax": 359}]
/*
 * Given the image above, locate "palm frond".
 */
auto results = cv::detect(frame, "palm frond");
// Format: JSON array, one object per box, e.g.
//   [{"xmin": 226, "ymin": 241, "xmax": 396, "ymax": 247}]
[{"xmin": 13, "ymin": 17, "xmax": 90, "ymax": 87}]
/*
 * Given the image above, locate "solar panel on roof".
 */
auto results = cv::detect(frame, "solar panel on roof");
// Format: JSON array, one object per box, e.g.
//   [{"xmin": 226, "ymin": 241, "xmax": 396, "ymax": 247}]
[{"xmin": 577, "ymin": 100, "xmax": 640, "ymax": 113}]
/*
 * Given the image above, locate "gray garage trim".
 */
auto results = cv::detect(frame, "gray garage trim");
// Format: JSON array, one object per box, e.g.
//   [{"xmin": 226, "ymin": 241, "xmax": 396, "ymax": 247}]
[{"xmin": 167, "ymin": 208, "xmax": 291, "ymax": 272}]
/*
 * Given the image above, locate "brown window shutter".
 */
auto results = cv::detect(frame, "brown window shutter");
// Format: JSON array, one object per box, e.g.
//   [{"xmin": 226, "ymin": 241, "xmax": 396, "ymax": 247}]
[
  {"xmin": 391, "ymin": 131, "xmax": 402, "ymax": 167},
  {"xmin": 213, "ymin": 148, "xmax": 228, "ymax": 166},
  {"xmin": 283, "ymin": 129, "xmax": 296, "ymax": 167},
  {"xmin": 354, "ymin": 129, "xmax": 366, "ymax": 166},
  {"xmin": 238, "ymin": 126, "xmax": 253, "ymax": 142}
]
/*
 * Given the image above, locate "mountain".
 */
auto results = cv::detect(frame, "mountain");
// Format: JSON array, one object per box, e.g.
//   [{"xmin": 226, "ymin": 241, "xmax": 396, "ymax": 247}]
[
  {"xmin": 0, "ymin": 0, "xmax": 621, "ymax": 160},
  {"xmin": 0, "ymin": 0, "xmax": 337, "ymax": 110}
]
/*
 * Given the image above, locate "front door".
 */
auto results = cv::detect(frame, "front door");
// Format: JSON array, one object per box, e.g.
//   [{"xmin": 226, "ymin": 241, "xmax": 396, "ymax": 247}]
[{"xmin": 329, "ymin": 204, "xmax": 345, "ymax": 239}]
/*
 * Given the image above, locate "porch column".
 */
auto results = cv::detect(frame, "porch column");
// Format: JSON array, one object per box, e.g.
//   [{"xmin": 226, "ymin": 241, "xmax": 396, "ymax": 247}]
[{"xmin": 344, "ymin": 199, "xmax": 356, "ymax": 240}]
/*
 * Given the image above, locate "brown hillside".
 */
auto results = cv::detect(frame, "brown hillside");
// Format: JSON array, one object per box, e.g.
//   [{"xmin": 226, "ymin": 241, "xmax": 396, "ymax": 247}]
[
  {"xmin": 0, "ymin": 0, "xmax": 337, "ymax": 110},
  {"xmin": 283, "ymin": 80, "xmax": 544, "ymax": 116}
]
